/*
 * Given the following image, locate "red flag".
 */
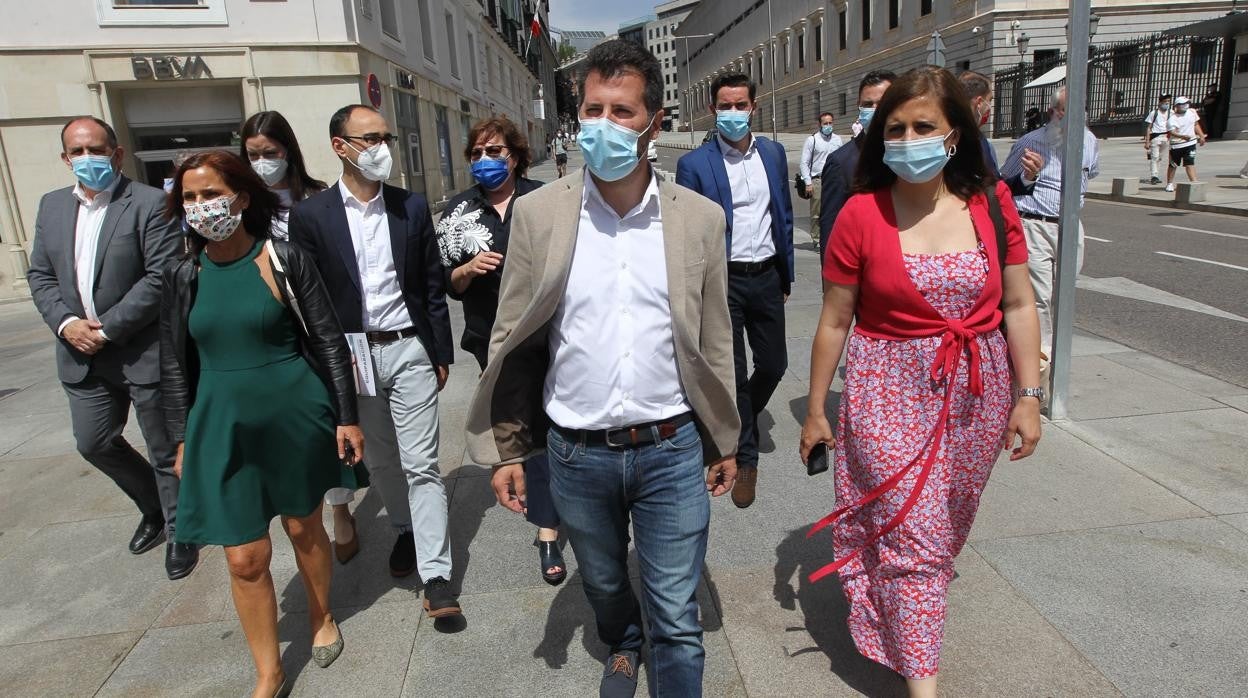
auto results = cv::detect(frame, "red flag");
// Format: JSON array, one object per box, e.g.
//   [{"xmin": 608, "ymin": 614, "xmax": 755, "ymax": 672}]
[{"xmin": 530, "ymin": 16, "xmax": 541, "ymax": 37}]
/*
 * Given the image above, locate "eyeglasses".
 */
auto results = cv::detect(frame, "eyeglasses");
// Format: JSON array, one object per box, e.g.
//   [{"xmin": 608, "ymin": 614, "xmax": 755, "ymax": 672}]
[
  {"xmin": 469, "ymin": 144, "xmax": 510, "ymax": 160},
  {"xmin": 342, "ymin": 133, "xmax": 396, "ymax": 147}
]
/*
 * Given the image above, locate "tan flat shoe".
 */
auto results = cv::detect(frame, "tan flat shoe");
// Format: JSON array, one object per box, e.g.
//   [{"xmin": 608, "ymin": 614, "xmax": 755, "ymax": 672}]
[{"xmin": 334, "ymin": 515, "xmax": 359, "ymax": 564}]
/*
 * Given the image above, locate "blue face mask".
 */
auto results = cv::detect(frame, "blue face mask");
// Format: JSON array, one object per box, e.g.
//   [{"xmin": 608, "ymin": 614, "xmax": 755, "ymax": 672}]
[
  {"xmin": 882, "ymin": 132, "xmax": 955, "ymax": 184},
  {"xmin": 578, "ymin": 113, "xmax": 654, "ymax": 182},
  {"xmin": 716, "ymin": 110, "xmax": 751, "ymax": 141},
  {"xmin": 470, "ymin": 156, "xmax": 510, "ymax": 190},
  {"xmin": 71, "ymin": 154, "xmax": 117, "ymax": 191},
  {"xmin": 820, "ymin": 125, "xmax": 835, "ymax": 136},
  {"xmin": 857, "ymin": 106, "xmax": 877, "ymax": 130}
]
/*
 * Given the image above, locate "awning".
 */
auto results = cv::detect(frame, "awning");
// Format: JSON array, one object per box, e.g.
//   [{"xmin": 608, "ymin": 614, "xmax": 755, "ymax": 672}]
[
  {"xmin": 1023, "ymin": 64, "xmax": 1067, "ymax": 89},
  {"xmin": 1163, "ymin": 11, "xmax": 1248, "ymax": 39}
]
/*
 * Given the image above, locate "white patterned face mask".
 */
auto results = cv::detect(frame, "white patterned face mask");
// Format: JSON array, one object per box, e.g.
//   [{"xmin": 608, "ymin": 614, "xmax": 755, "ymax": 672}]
[{"xmin": 184, "ymin": 194, "xmax": 242, "ymax": 242}]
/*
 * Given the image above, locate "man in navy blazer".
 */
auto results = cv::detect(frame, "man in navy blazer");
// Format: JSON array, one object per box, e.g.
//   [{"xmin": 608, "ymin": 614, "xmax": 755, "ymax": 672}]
[
  {"xmin": 676, "ymin": 72, "xmax": 793, "ymax": 509},
  {"xmin": 288, "ymin": 104, "xmax": 461, "ymax": 619}
]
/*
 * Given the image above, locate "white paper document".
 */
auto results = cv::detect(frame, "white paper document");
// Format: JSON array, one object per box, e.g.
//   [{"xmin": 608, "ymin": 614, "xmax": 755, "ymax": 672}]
[{"xmin": 345, "ymin": 333, "xmax": 376, "ymax": 397}]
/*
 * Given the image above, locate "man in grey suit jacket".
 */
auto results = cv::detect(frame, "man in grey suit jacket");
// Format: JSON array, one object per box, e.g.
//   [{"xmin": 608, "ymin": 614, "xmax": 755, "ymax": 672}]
[
  {"xmin": 26, "ymin": 117, "xmax": 196, "ymax": 580},
  {"xmin": 466, "ymin": 40, "xmax": 739, "ymax": 697}
]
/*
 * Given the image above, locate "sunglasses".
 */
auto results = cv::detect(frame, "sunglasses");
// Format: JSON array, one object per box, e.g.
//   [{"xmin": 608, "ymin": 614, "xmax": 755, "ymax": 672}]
[{"xmin": 469, "ymin": 144, "xmax": 510, "ymax": 160}]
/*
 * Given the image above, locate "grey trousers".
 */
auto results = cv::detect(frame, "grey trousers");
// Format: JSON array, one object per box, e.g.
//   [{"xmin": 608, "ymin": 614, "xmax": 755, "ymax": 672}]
[
  {"xmin": 353, "ymin": 335, "xmax": 452, "ymax": 581},
  {"xmin": 63, "ymin": 369, "xmax": 179, "ymax": 531}
]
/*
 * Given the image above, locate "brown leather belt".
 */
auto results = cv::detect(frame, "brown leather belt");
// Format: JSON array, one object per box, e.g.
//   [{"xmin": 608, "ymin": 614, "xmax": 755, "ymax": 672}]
[
  {"xmin": 553, "ymin": 412, "xmax": 695, "ymax": 449},
  {"xmin": 365, "ymin": 327, "xmax": 420, "ymax": 344}
]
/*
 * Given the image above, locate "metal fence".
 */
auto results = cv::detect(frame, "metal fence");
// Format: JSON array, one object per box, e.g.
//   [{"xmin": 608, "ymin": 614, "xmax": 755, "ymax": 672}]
[{"xmin": 992, "ymin": 33, "xmax": 1227, "ymax": 138}]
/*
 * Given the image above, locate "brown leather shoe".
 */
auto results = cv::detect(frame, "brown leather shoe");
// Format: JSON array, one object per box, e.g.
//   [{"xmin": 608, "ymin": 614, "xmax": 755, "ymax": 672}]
[
  {"xmin": 732, "ymin": 466, "xmax": 758, "ymax": 508},
  {"xmin": 334, "ymin": 514, "xmax": 359, "ymax": 564}
]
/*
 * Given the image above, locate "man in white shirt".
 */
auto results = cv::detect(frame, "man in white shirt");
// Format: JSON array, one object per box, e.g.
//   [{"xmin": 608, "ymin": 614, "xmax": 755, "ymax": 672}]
[
  {"xmin": 27, "ymin": 117, "xmax": 193, "ymax": 579},
  {"xmin": 1142, "ymin": 94, "xmax": 1172, "ymax": 185},
  {"xmin": 676, "ymin": 72, "xmax": 795, "ymax": 509},
  {"xmin": 1164, "ymin": 96, "xmax": 1206, "ymax": 192},
  {"xmin": 798, "ymin": 112, "xmax": 843, "ymax": 245},
  {"xmin": 467, "ymin": 40, "xmax": 739, "ymax": 697},
  {"xmin": 288, "ymin": 104, "xmax": 460, "ymax": 619}
]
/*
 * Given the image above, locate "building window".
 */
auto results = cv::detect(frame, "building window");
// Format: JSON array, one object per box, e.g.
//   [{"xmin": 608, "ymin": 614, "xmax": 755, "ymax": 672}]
[
  {"xmin": 814, "ymin": 22, "xmax": 823, "ymax": 61},
  {"xmin": 467, "ymin": 33, "xmax": 479, "ymax": 89},
  {"xmin": 921, "ymin": 0, "xmax": 933, "ymax": 16},
  {"xmin": 838, "ymin": 9, "xmax": 848, "ymax": 50},
  {"xmin": 888, "ymin": 0, "xmax": 899, "ymax": 30},
  {"xmin": 813, "ymin": 89, "xmax": 820, "ymax": 118},
  {"xmin": 797, "ymin": 95, "xmax": 804, "ymax": 125},
  {"xmin": 798, "ymin": 32, "xmax": 805, "ymax": 70},
  {"xmin": 419, "ymin": 0, "xmax": 435, "ymax": 60},
  {"xmin": 1190, "ymin": 41, "xmax": 1217, "ymax": 74},
  {"xmin": 782, "ymin": 99, "xmax": 789, "ymax": 128},
  {"xmin": 446, "ymin": 12, "xmax": 459, "ymax": 77},
  {"xmin": 783, "ymin": 38, "xmax": 790, "ymax": 74},
  {"xmin": 839, "ymin": 91, "xmax": 848, "ymax": 116},
  {"xmin": 861, "ymin": 0, "xmax": 871, "ymax": 41},
  {"xmin": 95, "ymin": 0, "xmax": 228, "ymax": 26},
  {"xmin": 758, "ymin": 54, "xmax": 765, "ymax": 86}
]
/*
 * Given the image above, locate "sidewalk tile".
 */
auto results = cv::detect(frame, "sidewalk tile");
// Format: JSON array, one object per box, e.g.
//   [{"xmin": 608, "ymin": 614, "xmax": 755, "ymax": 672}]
[
  {"xmin": 0, "ymin": 454, "xmax": 135, "ymax": 530},
  {"xmin": 1067, "ymin": 355, "xmax": 1221, "ymax": 420},
  {"xmin": 1070, "ymin": 330, "xmax": 1134, "ymax": 357},
  {"xmin": 1063, "ymin": 408, "xmax": 1248, "ymax": 515},
  {"xmin": 0, "ymin": 631, "xmax": 141, "ymax": 696},
  {"xmin": 1103, "ymin": 351, "xmax": 1248, "ymax": 399},
  {"xmin": 1215, "ymin": 394, "xmax": 1248, "ymax": 414},
  {"xmin": 0, "ymin": 527, "xmax": 35, "ymax": 562},
  {"xmin": 1219, "ymin": 513, "xmax": 1248, "ymax": 535},
  {"xmin": 970, "ymin": 426, "xmax": 1205, "ymax": 542},
  {"xmin": 974, "ymin": 517, "xmax": 1248, "ymax": 697}
]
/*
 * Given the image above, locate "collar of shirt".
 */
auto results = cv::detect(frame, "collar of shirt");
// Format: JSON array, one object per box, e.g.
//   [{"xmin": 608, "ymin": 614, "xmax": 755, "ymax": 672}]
[
  {"xmin": 582, "ymin": 167, "xmax": 661, "ymax": 224},
  {"xmin": 72, "ymin": 176, "xmax": 120, "ymax": 208},
  {"xmin": 717, "ymin": 133, "xmax": 758, "ymax": 159},
  {"xmin": 337, "ymin": 178, "xmax": 383, "ymax": 212}
]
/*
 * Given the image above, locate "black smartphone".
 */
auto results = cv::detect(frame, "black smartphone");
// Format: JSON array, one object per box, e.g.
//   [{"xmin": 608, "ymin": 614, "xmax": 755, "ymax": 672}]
[
  {"xmin": 342, "ymin": 442, "xmax": 355, "ymax": 466},
  {"xmin": 806, "ymin": 443, "xmax": 829, "ymax": 476}
]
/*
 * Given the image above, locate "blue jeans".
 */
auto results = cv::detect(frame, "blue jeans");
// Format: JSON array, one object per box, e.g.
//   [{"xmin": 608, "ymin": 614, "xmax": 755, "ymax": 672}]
[{"xmin": 546, "ymin": 420, "xmax": 710, "ymax": 698}]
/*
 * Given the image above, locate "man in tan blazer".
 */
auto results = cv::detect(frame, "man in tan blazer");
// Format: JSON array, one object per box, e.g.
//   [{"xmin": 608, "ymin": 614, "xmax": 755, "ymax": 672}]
[{"xmin": 465, "ymin": 39, "xmax": 739, "ymax": 698}]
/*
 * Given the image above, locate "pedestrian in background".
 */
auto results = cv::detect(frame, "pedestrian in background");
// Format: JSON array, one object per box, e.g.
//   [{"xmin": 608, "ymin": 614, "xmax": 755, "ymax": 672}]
[
  {"xmin": 437, "ymin": 116, "xmax": 566, "ymax": 586},
  {"xmin": 676, "ymin": 71, "xmax": 795, "ymax": 509},
  {"xmin": 26, "ymin": 116, "xmax": 195, "ymax": 580},
  {"xmin": 552, "ymin": 131, "xmax": 568, "ymax": 177},
  {"xmin": 1163, "ymin": 96, "xmax": 1205, "ymax": 193},
  {"xmin": 1142, "ymin": 94, "xmax": 1173, "ymax": 185},
  {"xmin": 1001, "ymin": 87, "xmax": 1099, "ymax": 380},
  {"xmin": 799, "ymin": 111, "xmax": 843, "ymax": 249},
  {"xmin": 161, "ymin": 150, "xmax": 365, "ymax": 696},
  {"xmin": 468, "ymin": 39, "xmax": 740, "ymax": 697},
  {"xmin": 957, "ymin": 71, "xmax": 1042, "ymax": 195},
  {"xmin": 800, "ymin": 66, "xmax": 1042, "ymax": 698},
  {"xmin": 289, "ymin": 104, "xmax": 461, "ymax": 620}
]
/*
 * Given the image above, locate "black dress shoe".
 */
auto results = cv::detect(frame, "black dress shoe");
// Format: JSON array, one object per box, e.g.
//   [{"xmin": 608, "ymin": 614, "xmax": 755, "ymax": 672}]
[
  {"xmin": 129, "ymin": 516, "xmax": 165, "ymax": 555},
  {"xmin": 422, "ymin": 577, "xmax": 462, "ymax": 618},
  {"xmin": 165, "ymin": 542, "xmax": 199, "ymax": 580},
  {"xmin": 389, "ymin": 531, "xmax": 417, "ymax": 577}
]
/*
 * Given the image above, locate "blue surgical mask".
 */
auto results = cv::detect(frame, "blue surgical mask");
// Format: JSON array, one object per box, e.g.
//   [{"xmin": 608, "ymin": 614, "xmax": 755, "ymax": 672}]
[
  {"xmin": 470, "ymin": 156, "xmax": 510, "ymax": 190},
  {"xmin": 715, "ymin": 110, "xmax": 751, "ymax": 141},
  {"xmin": 857, "ymin": 106, "xmax": 877, "ymax": 130},
  {"xmin": 1158, "ymin": 104, "xmax": 1170, "ymax": 112},
  {"xmin": 578, "ymin": 113, "xmax": 654, "ymax": 182},
  {"xmin": 882, "ymin": 132, "xmax": 955, "ymax": 184},
  {"xmin": 820, "ymin": 125, "xmax": 835, "ymax": 136},
  {"xmin": 71, "ymin": 154, "xmax": 117, "ymax": 191}
]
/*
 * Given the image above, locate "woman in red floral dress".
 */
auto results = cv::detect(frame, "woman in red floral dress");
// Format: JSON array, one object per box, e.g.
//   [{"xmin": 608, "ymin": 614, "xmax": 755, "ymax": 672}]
[{"xmin": 799, "ymin": 67, "xmax": 1044, "ymax": 697}]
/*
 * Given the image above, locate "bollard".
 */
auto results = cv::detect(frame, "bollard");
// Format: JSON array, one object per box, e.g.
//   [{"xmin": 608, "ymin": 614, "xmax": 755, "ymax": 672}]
[
  {"xmin": 1111, "ymin": 177, "xmax": 1139, "ymax": 197},
  {"xmin": 1174, "ymin": 181, "xmax": 1206, "ymax": 203}
]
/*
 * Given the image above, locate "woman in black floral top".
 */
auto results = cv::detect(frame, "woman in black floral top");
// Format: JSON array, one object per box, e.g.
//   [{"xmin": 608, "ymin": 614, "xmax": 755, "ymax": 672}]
[{"xmin": 436, "ymin": 117, "xmax": 565, "ymax": 585}]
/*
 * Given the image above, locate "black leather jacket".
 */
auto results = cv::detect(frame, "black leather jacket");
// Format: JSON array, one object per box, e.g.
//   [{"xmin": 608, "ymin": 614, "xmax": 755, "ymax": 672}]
[{"xmin": 159, "ymin": 240, "xmax": 358, "ymax": 443}]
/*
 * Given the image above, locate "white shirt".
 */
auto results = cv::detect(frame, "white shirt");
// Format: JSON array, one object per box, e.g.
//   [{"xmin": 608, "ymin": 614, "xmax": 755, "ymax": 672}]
[
  {"xmin": 543, "ymin": 170, "xmax": 691, "ymax": 430},
  {"xmin": 799, "ymin": 131, "xmax": 843, "ymax": 183},
  {"xmin": 1144, "ymin": 108, "xmax": 1171, "ymax": 136},
  {"xmin": 337, "ymin": 180, "xmax": 413, "ymax": 332},
  {"xmin": 717, "ymin": 136, "xmax": 776, "ymax": 263},
  {"xmin": 270, "ymin": 188, "xmax": 294, "ymax": 240},
  {"xmin": 1168, "ymin": 110, "xmax": 1201, "ymax": 149},
  {"xmin": 57, "ymin": 178, "xmax": 121, "ymax": 338}
]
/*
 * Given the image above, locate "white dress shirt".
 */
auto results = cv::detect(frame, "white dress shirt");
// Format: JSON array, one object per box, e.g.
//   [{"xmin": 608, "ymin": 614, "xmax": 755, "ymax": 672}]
[
  {"xmin": 543, "ymin": 170, "xmax": 692, "ymax": 430},
  {"xmin": 718, "ymin": 136, "xmax": 775, "ymax": 263},
  {"xmin": 799, "ymin": 131, "xmax": 843, "ymax": 183},
  {"xmin": 338, "ymin": 180, "xmax": 413, "ymax": 332},
  {"xmin": 58, "ymin": 178, "xmax": 121, "ymax": 338}
]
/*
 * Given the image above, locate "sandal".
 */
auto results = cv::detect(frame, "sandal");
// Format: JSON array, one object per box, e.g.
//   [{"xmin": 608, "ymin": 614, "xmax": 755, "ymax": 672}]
[{"xmin": 538, "ymin": 540, "xmax": 567, "ymax": 586}]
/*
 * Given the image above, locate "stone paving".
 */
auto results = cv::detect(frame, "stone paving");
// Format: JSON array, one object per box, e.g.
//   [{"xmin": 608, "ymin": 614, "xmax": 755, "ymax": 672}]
[{"xmin": 1, "ymin": 150, "xmax": 1246, "ymax": 696}]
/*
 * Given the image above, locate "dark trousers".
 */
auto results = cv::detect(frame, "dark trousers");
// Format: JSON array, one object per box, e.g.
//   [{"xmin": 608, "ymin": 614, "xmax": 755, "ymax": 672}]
[
  {"xmin": 62, "ymin": 368, "xmax": 180, "ymax": 530},
  {"xmin": 727, "ymin": 265, "xmax": 788, "ymax": 468},
  {"xmin": 471, "ymin": 348, "xmax": 559, "ymax": 529}
]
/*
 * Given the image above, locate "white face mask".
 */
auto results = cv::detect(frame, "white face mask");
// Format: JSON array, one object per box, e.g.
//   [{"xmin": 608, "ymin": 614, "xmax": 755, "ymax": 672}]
[
  {"xmin": 251, "ymin": 157, "xmax": 289, "ymax": 187},
  {"xmin": 345, "ymin": 141, "xmax": 392, "ymax": 182}
]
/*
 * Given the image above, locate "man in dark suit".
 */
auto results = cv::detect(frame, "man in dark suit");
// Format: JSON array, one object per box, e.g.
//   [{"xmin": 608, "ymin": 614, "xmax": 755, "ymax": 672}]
[
  {"xmin": 288, "ymin": 104, "xmax": 460, "ymax": 619},
  {"xmin": 818, "ymin": 70, "xmax": 895, "ymax": 259},
  {"xmin": 958, "ymin": 70, "xmax": 1044, "ymax": 195},
  {"xmin": 27, "ymin": 116, "xmax": 197, "ymax": 579},
  {"xmin": 676, "ymin": 72, "xmax": 794, "ymax": 509}
]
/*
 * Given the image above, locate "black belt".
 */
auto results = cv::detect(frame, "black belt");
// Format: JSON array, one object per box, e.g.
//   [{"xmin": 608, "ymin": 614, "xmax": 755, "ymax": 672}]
[
  {"xmin": 552, "ymin": 412, "xmax": 694, "ymax": 449},
  {"xmin": 1019, "ymin": 212, "xmax": 1060, "ymax": 224},
  {"xmin": 365, "ymin": 327, "xmax": 420, "ymax": 344},
  {"xmin": 727, "ymin": 257, "xmax": 775, "ymax": 274}
]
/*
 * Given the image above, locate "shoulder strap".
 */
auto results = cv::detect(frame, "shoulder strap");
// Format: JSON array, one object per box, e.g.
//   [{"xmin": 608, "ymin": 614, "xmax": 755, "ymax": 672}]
[
  {"xmin": 265, "ymin": 240, "xmax": 308, "ymax": 335},
  {"xmin": 985, "ymin": 185, "xmax": 1008, "ymax": 275}
]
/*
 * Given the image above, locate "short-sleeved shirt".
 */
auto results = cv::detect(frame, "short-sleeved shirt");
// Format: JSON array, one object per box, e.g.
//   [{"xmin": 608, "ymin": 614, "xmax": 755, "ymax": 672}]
[
  {"xmin": 553, "ymin": 139, "xmax": 567, "ymax": 156},
  {"xmin": 1168, "ymin": 110, "xmax": 1201, "ymax": 150},
  {"xmin": 1144, "ymin": 108, "xmax": 1171, "ymax": 136},
  {"xmin": 823, "ymin": 180, "xmax": 1028, "ymax": 340}
]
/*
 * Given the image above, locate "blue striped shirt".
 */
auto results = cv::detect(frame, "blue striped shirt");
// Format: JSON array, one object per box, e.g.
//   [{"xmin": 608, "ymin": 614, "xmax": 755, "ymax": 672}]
[{"xmin": 1001, "ymin": 125, "xmax": 1100, "ymax": 218}]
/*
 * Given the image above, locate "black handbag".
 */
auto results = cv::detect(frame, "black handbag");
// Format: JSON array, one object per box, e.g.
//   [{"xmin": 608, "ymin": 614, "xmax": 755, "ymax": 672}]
[{"xmin": 794, "ymin": 172, "xmax": 807, "ymax": 198}]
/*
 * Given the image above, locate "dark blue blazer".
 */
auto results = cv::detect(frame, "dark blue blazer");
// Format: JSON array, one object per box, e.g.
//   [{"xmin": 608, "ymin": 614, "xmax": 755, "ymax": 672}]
[
  {"xmin": 675, "ymin": 136, "xmax": 795, "ymax": 294},
  {"xmin": 817, "ymin": 134, "xmax": 863, "ymax": 250},
  {"xmin": 288, "ymin": 183, "xmax": 454, "ymax": 366}
]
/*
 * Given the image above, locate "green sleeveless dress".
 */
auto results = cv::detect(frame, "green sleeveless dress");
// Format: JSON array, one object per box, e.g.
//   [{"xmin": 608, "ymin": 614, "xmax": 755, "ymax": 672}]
[{"xmin": 176, "ymin": 241, "xmax": 364, "ymax": 546}]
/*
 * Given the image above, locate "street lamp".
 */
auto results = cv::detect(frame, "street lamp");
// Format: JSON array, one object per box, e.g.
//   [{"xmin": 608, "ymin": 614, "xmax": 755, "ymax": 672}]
[
  {"xmin": 1017, "ymin": 31, "xmax": 1031, "ymax": 60},
  {"xmin": 674, "ymin": 32, "xmax": 716, "ymax": 145}
]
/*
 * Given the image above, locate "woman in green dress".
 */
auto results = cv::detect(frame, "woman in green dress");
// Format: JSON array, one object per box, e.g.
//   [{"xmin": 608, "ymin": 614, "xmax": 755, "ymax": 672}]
[{"xmin": 160, "ymin": 150, "xmax": 365, "ymax": 698}]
